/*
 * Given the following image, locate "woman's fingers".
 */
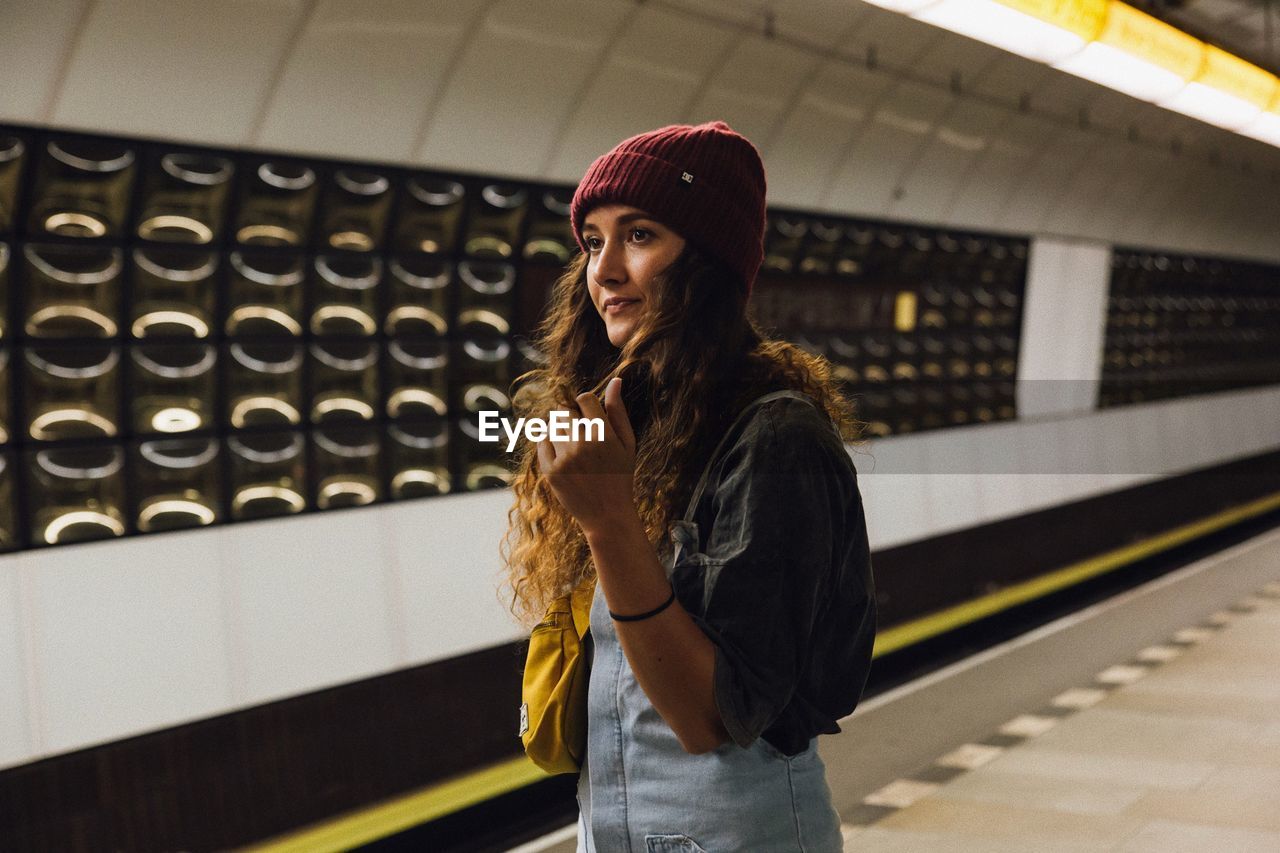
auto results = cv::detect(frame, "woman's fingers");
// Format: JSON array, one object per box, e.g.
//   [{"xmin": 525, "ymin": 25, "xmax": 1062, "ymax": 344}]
[
  {"xmin": 573, "ymin": 390, "xmax": 634, "ymax": 479},
  {"xmin": 554, "ymin": 399, "xmax": 584, "ymax": 457},
  {"xmin": 539, "ymin": 393, "xmax": 635, "ymax": 525},
  {"xmin": 574, "ymin": 393, "xmax": 615, "ymax": 455},
  {"xmin": 574, "ymin": 391, "xmax": 605, "ymax": 425}
]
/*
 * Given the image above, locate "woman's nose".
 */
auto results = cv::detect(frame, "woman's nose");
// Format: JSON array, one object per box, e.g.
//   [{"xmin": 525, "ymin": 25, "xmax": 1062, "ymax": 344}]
[{"xmin": 594, "ymin": 238, "xmax": 627, "ymax": 284}]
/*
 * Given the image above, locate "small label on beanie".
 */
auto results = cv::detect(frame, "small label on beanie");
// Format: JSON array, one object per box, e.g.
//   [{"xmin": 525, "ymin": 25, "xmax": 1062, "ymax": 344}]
[{"xmin": 680, "ymin": 171, "xmax": 694, "ymax": 184}]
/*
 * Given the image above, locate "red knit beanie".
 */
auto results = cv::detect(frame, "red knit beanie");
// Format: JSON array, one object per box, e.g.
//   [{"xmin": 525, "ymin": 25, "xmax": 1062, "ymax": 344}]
[{"xmin": 570, "ymin": 120, "xmax": 767, "ymax": 295}]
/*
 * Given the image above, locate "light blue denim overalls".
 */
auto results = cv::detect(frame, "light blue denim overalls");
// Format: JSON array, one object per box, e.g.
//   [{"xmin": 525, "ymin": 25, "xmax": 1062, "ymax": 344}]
[{"xmin": 576, "ymin": 391, "xmax": 845, "ymax": 853}]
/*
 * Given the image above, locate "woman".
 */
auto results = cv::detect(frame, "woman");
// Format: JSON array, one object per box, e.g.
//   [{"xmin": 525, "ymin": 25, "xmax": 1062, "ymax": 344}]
[{"xmin": 502, "ymin": 121, "xmax": 877, "ymax": 853}]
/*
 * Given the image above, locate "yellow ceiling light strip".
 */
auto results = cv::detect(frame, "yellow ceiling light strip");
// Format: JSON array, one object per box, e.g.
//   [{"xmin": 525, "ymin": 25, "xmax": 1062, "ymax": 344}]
[
  {"xmin": 1243, "ymin": 87, "xmax": 1280, "ymax": 147},
  {"xmin": 1099, "ymin": 2, "xmax": 1203, "ymax": 76},
  {"xmin": 1001, "ymin": 0, "xmax": 1107, "ymax": 38},
  {"xmin": 861, "ymin": 0, "xmax": 1280, "ymax": 147},
  {"xmin": 1054, "ymin": 2, "xmax": 1203, "ymax": 101},
  {"xmin": 912, "ymin": 0, "xmax": 1107, "ymax": 64},
  {"xmin": 1200, "ymin": 44, "xmax": 1278, "ymax": 109},
  {"xmin": 1159, "ymin": 43, "xmax": 1278, "ymax": 130}
]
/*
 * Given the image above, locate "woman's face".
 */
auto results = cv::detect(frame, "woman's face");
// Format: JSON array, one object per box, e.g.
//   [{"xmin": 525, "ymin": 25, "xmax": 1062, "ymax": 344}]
[{"xmin": 581, "ymin": 204, "xmax": 686, "ymax": 348}]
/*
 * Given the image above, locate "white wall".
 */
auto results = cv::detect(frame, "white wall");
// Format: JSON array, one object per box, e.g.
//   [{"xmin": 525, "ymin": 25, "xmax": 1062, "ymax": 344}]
[
  {"xmin": 851, "ymin": 384, "xmax": 1280, "ymax": 549},
  {"xmin": 2, "ymin": 380, "xmax": 1278, "ymax": 771},
  {"xmin": 0, "ymin": 489, "xmax": 521, "ymax": 771},
  {"xmin": 1017, "ymin": 237, "xmax": 1111, "ymax": 419}
]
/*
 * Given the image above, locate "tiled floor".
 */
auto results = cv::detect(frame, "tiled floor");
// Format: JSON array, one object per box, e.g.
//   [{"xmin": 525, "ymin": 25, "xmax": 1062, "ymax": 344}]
[{"xmin": 843, "ymin": 581, "xmax": 1280, "ymax": 852}]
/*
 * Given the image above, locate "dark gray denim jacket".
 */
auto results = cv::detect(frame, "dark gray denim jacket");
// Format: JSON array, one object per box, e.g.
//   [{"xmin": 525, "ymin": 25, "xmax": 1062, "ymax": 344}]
[{"xmin": 667, "ymin": 391, "xmax": 877, "ymax": 756}]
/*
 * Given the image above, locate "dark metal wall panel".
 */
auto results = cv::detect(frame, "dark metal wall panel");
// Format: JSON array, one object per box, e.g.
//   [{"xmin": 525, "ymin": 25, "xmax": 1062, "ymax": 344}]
[{"xmin": 0, "ymin": 644, "xmax": 526, "ymax": 852}]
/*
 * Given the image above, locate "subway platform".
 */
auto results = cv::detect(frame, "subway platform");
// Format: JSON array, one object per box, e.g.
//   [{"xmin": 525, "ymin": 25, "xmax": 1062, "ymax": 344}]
[
  {"xmin": 835, "ymin": 530, "xmax": 1280, "ymax": 852},
  {"xmin": 519, "ymin": 525, "xmax": 1280, "ymax": 853}
]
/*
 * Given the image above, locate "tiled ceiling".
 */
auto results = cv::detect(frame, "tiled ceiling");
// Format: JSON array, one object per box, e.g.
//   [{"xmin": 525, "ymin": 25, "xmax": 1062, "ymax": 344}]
[{"xmin": 0, "ymin": 0, "xmax": 1277, "ymax": 258}]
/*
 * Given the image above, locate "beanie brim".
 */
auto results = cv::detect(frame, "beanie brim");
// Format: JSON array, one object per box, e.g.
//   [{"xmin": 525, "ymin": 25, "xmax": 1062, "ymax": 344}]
[{"xmin": 569, "ymin": 121, "xmax": 767, "ymax": 294}]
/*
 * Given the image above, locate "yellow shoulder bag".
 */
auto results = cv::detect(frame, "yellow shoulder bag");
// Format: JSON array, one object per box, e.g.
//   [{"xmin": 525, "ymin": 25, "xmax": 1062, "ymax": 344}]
[{"xmin": 519, "ymin": 578, "xmax": 595, "ymax": 774}]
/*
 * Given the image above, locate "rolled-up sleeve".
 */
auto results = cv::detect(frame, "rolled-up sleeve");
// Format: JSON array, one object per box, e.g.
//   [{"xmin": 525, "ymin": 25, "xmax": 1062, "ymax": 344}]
[{"xmin": 689, "ymin": 403, "xmax": 853, "ymax": 749}]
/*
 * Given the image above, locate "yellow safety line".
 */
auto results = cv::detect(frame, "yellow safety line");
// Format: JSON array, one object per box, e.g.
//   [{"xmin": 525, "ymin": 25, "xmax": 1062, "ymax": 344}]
[
  {"xmin": 244, "ymin": 755, "xmax": 545, "ymax": 852},
  {"xmin": 247, "ymin": 489, "xmax": 1280, "ymax": 852},
  {"xmin": 873, "ymin": 489, "xmax": 1280, "ymax": 656}
]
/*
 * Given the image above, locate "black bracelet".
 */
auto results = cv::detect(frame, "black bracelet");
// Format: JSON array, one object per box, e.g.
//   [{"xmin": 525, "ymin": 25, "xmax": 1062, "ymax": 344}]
[{"xmin": 609, "ymin": 586, "xmax": 677, "ymax": 622}]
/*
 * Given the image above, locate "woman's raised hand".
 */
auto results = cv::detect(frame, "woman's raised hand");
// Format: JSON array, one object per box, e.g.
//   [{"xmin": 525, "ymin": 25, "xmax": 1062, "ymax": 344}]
[{"xmin": 535, "ymin": 376, "xmax": 638, "ymax": 536}]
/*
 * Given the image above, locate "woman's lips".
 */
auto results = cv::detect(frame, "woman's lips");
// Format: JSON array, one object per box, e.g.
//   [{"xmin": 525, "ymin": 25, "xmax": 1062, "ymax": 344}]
[{"xmin": 605, "ymin": 299, "xmax": 639, "ymax": 314}]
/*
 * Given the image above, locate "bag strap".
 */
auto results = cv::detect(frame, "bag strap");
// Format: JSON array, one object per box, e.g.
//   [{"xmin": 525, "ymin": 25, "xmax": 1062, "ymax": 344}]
[
  {"xmin": 569, "ymin": 579, "xmax": 594, "ymax": 639},
  {"xmin": 679, "ymin": 389, "xmax": 818, "ymax": 523}
]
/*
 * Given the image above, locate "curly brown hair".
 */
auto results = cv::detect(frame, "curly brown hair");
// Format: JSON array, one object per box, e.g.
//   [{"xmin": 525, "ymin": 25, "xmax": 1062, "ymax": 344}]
[{"xmin": 499, "ymin": 244, "xmax": 866, "ymax": 626}]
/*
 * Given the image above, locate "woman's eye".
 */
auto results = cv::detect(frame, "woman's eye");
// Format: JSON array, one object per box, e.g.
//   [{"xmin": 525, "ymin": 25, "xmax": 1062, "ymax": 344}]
[{"xmin": 583, "ymin": 228, "xmax": 651, "ymax": 250}]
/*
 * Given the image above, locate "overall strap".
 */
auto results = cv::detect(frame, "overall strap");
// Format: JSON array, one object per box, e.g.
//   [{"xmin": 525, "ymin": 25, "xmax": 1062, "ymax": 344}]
[{"xmin": 680, "ymin": 390, "xmax": 817, "ymax": 523}]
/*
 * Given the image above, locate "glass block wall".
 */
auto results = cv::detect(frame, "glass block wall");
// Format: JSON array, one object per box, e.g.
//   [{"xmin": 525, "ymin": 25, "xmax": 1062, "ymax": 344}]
[
  {"xmin": 1100, "ymin": 248, "xmax": 1280, "ymax": 408},
  {"xmin": 751, "ymin": 214, "xmax": 1027, "ymax": 436},
  {"xmin": 0, "ymin": 124, "xmax": 1035, "ymax": 552}
]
